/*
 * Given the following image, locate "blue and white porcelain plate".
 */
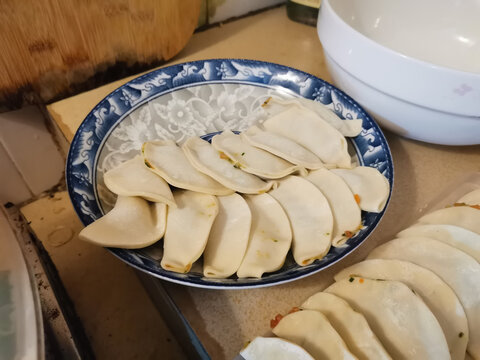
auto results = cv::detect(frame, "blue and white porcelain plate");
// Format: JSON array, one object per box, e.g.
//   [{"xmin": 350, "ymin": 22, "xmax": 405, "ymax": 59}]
[{"xmin": 67, "ymin": 59, "xmax": 393, "ymax": 289}]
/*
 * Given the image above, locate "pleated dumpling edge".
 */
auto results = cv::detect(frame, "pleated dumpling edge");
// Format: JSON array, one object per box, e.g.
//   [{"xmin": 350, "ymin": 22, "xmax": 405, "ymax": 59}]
[{"xmin": 142, "ymin": 140, "xmax": 233, "ymax": 196}]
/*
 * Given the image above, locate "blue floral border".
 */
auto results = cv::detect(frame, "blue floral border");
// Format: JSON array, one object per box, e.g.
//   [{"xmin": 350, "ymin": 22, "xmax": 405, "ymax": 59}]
[{"xmin": 66, "ymin": 59, "xmax": 394, "ymax": 289}]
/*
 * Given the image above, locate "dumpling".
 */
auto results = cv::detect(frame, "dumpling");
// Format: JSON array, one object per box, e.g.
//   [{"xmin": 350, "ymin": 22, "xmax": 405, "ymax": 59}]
[
  {"xmin": 368, "ymin": 237, "xmax": 480, "ymax": 359},
  {"xmin": 182, "ymin": 136, "xmax": 275, "ymax": 194},
  {"xmin": 306, "ymin": 168, "xmax": 362, "ymax": 246},
  {"xmin": 262, "ymin": 105, "xmax": 352, "ymax": 168},
  {"xmin": 269, "ymin": 176, "xmax": 333, "ymax": 266},
  {"xmin": 330, "ymin": 166, "xmax": 390, "ymax": 213},
  {"xmin": 397, "ymin": 224, "xmax": 480, "ymax": 262},
  {"xmin": 161, "ymin": 191, "xmax": 218, "ymax": 273},
  {"xmin": 272, "ymin": 310, "xmax": 358, "ymax": 359},
  {"xmin": 301, "ymin": 292, "xmax": 391, "ymax": 360},
  {"xmin": 103, "ymin": 155, "xmax": 175, "ymax": 207},
  {"xmin": 417, "ymin": 205, "xmax": 480, "ymax": 235},
  {"xmin": 457, "ymin": 189, "xmax": 480, "ymax": 206},
  {"xmin": 240, "ymin": 337, "xmax": 314, "ymax": 360},
  {"xmin": 262, "ymin": 97, "xmax": 363, "ymax": 137},
  {"xmin": 203, "ymin": 194, "xmax": 251, "ymax": 278},
  {"xmin": 335, "ymin": 259, "xmax": 469, "ymax": 360},
  {"xmin": 211, "ymin": 130, "xmax": 306, "ymax": 179},
  {"xmin": 142, "ymin": 140, "xmax": 233, "ymax": 196},
  {"xmin": 79, "ymin": 196, "xmax": 166, "ymax": 249},
  {"xmin": 241, "ymin": 126, "xmax": 324, "ymax": 170},
  {"xmin": 236, "ymin": 193, "xmax": 292, "ymax": 278},
  {"xmin": 325, "ymin": 277, "xmax": 450, "ymax": 360}
]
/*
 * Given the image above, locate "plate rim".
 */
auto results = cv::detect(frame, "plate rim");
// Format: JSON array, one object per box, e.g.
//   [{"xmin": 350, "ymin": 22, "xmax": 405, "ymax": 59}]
[{"xmin": 66, "ymin": 58, "xmax": 394, "ymax": 289}]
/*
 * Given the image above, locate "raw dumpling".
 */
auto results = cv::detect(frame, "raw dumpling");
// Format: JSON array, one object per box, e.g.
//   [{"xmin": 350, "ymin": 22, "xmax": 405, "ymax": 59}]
[
  {"xmin": 103, "ymin": 155, "xmax": 175, "ymax": 207},
  {"xmin": 325, "ymin": 277, "xmax": 450, "ymax": 360},
  {"xmin": 301, "ymin": 292, "xmax": 391, "ymax": 360},
  {"xmin": 397, "ymin": 224, "xmax": 480, "ymax": 262},
  {"xmin": 142, "ymin": 140, "xmax": 233, "ymax": 196},
  {"xmin": 330, "ymin": 166, "xmax": 390, "ymax": 212},
  {"xmin": 236, "ymin": 193, "xmax": 292, "ymax": 278},
  {"xmin": 262, "ymin": 105, "xmax": 352, "ymax": 168},
  {"xmin": 306, "ymin": 168, "xmax": 362, "ymax": 246},
  {"xmin": 240, "ymin": 337, "xmax": 314, "ymax": 360},
  {"xmin": 417, "ymin": 205, "xmax": 480, "ymax": 234},
  {"xmin": 203, "ymin": 194, "xmax": 251, "ymax": 278},
  {"xmin": 269, "ymin": 176, "xmax": 333, "ymax": 266},
  {"xmin": 242, "ymin": 126, "xmax": 324, "ymax": 169},
  {"xmin": 79, "ymin": 196, "xmax": 166, "ymax": 249},
  {"xmin": 368, "ymin": 237, "xmax": 480, "ymax": 359},
  {"xmin": 272, "ymin": 310, "xmax": 358, "ymax": 360},
  {"xmin": 263, "ymin": 97, "xmax": 363, "ymax": 137},
  {"xmin": 211, "ymin": 130, "xmax": 306, "ymax": 179},
  {"xmin": 335, "ymin": 259, "xmax": 469, "ymax": 360},
  {"xmin": 161, "ymin": 191, "xmax": 218, "ymax": 273},
  {"xmin": 182, "ymin": 136, "xmax": 274, "ymax": 194},
  {"xmin": 457, "ymin": 189, "xmax": 480, "ymax": 205}
]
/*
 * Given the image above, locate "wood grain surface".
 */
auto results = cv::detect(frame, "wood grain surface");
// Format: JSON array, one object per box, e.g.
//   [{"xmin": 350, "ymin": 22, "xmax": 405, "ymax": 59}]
[{"xmin": 0, "ymin": 0, "xmax": 201, "ymax": 109}]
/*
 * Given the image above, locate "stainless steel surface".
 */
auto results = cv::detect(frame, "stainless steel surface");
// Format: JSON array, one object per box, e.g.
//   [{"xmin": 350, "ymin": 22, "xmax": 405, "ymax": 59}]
[{"xmin": 4, "ymin": 204, "xmax": 93, "ymax": 359}]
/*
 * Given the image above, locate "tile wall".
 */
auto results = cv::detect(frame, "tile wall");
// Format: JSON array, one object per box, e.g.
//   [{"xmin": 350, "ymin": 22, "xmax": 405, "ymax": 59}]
[
  {"xmin": 197, "ymin": 0, "xmax": 285, "ymax": 28},
  {"xmin": 0, "ymin": 107, "xmax": 64, "ymax": 205}
]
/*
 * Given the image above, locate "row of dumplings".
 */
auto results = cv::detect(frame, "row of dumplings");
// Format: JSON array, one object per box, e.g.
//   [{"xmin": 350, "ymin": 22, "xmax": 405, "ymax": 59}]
[
  {"xmin": 111, "ymin": 96, "xmax": 363, "ymax": 198},
  {"xmin": 79, "ymin": 98, "xmax": 389, "ymax": 278},
  {"xmin": 141, "ymin": 96, "xmax": 362, "ymax": 196},
  {"xmin": 80, "ymin": 163, "xmax": 388, "ymax": 278},
  {"xmin": 240, "ymin": 189, "xmax": 480, "ymax": 359}
]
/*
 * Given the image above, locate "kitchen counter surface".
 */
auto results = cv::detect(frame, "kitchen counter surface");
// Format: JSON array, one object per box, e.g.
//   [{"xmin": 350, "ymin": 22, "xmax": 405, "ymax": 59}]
[{"xmin": 37, "ymin": 5, "xmax": 480, "ymax": 359}]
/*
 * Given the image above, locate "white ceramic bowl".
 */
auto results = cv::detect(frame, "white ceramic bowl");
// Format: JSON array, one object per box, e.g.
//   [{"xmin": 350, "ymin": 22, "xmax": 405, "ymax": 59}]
[{"xmin": 317, "ymin": 0, "xmax": 480, "ymax": 145}]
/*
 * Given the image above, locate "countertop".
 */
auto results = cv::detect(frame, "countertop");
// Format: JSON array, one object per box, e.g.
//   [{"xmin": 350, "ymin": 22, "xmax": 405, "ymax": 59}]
[{"xmin": 38, "ymin": 6, "xmax": 480, "ymax": 359}]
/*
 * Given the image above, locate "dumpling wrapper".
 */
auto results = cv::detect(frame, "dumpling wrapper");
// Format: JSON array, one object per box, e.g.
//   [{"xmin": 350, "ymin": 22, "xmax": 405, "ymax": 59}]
[
  {"xmin": 272, "ymin": 310, "xmax": 358, "ymax": 360},
  {"xmin": 331, "ymin": 166, "xmax": 390, "ymax": 213},
  {"xmin": 397, "ymin": 224, "xmax": 480, "ymax": 262},
  {"xmin": 79, "ymin": 196, "xmax": 166, "ymax": 249},
  {"xmin": 269, "ymin": 176, "xmax": 333, "ymax": 266},
  {"xmin": 263, "ymin": 97, "xmax": 363, "ymax": 137},
  {"xmin": 242, "ymin": 126, "xmax": 324, "ymax": 170},
  {"xmin": 326, "ymin": 277, "xmax": 450, "ymax": 360},
  {"xmin": 161, "ymin": 191, "xmax": 218, "ymax": 273},
  {"xmin": 142, "ymin": 140, "xmax": 233, "ymax": 196},
  {"xmin": 306, "ymin": 168, "xmax": 362, "ymax": 246},
  {"xmin": 236, "ymin": 193, "xmax": 292, "ymax": 278},
  {"xmin": 457, "ymin": 188, "xmax": 480, "ymax": 205},
  {"xmin": 417, "ymin": 205, "xmax": 480, "ymax": 235},
  {"xmin": 211, "ymin": 130, "xmax": 306, "ymax": 179},
  {"xmin": 301, "ymin": 292, "xmax": 391, "ymax": 360},
  {"xmin": 203, "ymin": 194, "xmax": 251, "ymax": 278},
  {"xmin": 368, "ymin": 237, "xmax": 480, "ymax": 359},
  {"xmin": 103, "ymin": 155, "xmax": 175, "ymax": 207},
  {"xmin": 240, "ymin": 337, "xmax": 314, "ymax": 360},
  {"xmin": 335, "ymin": 259, "xmax": 469, "ymax": 360},
  {"xmin": 262, "ymin": 106, "xmax": 352, "ymax": 168},
  {"xmin": 182, "ymin": 136, "xmax": 274, "ymax": 194}
]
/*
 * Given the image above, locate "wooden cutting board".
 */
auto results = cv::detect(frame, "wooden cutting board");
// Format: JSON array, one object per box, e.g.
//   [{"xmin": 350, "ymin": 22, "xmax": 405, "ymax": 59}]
[{"xmin": 0, "ymin": 0, "xmax": 201, "ymax": 109}]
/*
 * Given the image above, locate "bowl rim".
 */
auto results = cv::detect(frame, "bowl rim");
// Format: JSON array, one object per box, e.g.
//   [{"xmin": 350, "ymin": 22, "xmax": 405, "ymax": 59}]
[{"xmin": 318, "ymin": 0, "xmax": 480, "ymax": 117}]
